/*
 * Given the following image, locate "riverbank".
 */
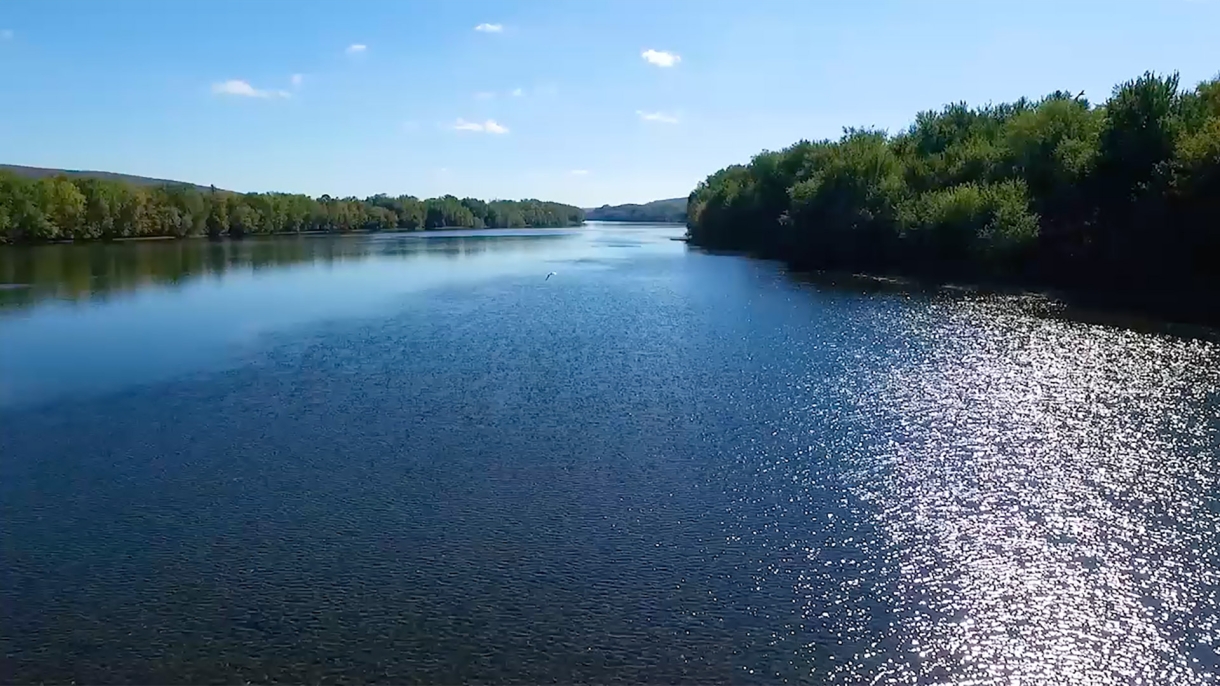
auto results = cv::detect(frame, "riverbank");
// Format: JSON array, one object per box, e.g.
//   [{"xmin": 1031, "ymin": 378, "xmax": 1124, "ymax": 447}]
[
  {"xmin": 7, "ymin": 222, "xmax": 587, "ymax": 246},
  {"xmin": 685, "ymin": 70, "xmax": 1220, "ymax": 334},
  {"xmin": 687, "ymin": 240, "xmax": 1220, "ymax": 337},
  {"xmin": 0, "ymin": 168, "xmax": 586, "ymax": 244}
]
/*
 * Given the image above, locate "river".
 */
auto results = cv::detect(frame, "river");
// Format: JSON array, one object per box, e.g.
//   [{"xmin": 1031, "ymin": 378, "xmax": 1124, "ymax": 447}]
[{"xmin": 1, "ymin": 223, "xmax": 1218, "ymax": 684}]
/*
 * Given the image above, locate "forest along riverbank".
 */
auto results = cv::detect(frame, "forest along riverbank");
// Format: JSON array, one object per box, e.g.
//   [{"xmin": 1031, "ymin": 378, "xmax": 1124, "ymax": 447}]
[
  {"xmin": 685, "ymin": 70, "xmax": 1220, "ymax": 325},
  {"xmin": 0, "ymin": 170, "xmax": 584, "ymax": 243}
]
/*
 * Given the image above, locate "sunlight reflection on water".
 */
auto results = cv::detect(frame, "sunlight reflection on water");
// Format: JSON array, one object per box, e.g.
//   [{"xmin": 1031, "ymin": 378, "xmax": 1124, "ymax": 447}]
[{"xmin": 827, "ymin": 300, "xmax": 1220, "ymax": 684}]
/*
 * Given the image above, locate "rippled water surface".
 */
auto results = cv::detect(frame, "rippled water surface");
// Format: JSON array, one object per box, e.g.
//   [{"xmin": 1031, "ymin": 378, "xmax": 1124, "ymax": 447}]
[{"xmin": 2, "ymin": 224, "xmax": 1218, "ymax": 684}]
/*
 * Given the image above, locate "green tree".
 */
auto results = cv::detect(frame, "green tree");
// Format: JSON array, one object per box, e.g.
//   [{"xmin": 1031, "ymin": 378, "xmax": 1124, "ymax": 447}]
[
  {"xmin": 74, "ymin": 178, "xmax": 122, "ymax": 239},
  {"xmin": 37, "ymin": 177, "xmax": 86, "ymax": 238},
  {"xmin": 206, "ymin": 194, "xmax": 229, "ymax": 239},
  {"xmin": 228, "ymin": 203, "xmax": 260, "ymax": 238}
]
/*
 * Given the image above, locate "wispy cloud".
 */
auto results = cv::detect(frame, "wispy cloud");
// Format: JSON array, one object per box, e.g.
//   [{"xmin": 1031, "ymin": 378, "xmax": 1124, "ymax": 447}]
[
  {"xmin": 451, "ymin": 118, "xmax": 509, "ymax": 134},
  {"xmin": 0, "ymin": 29, "xmax": 12, "ymax": 40},
  {"xmin": 474, "ymin": 91, "xmax": 495, "ymax": 100},
  {"xmin": 346, "ymin": 43, "xmax": 367, "ymax": 55},
  {"xmin": 290, "ymin": 73, "xmax": 304, "ymax": 87},
  {"xmin": 641, "ymin": 49, "xmax": 680, "ymax": 67},
  {"xmin": 511, "ymin": 87, "xmax": 525, "ymax": 97},
  {"xmin": 570, "ymin": 169, "xmax": 590, "ymax": 176},
  {"xmin": 474, "ymin": 23, "xmax": 503, "ymax": 33},
  {"xmin": 637, "ymin": 110, "xmax": 679, "ymax": 124},
  {"xmin": 212, "ymin": 80, "xmax": 290, "ymax": 99}
]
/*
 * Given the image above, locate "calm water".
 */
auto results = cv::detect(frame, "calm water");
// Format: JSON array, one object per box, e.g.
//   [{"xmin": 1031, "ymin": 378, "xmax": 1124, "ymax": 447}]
[{"xmin": 2, "ymin": 224, "xmax": 1219, "ymax": 684}]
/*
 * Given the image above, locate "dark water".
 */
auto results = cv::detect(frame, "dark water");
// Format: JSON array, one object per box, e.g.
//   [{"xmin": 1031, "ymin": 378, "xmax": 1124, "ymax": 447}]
[{"xmin": 2, "ymin": 224, "xmax": 1219, "ymax": 684}]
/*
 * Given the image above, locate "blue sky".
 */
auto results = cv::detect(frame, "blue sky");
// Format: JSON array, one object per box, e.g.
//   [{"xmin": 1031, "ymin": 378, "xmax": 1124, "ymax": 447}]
[{"xmin": 1, "ymin": 0, "xmax": 1218, "ymax": 207}]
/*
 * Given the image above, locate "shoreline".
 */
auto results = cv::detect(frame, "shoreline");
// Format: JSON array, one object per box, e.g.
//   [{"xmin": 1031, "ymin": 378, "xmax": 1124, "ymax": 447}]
[
  {"xmin": 686, "ymin": 241, "xmax": 1220, "ymax": 339},
  {"xmin": 1, "ymin": 223, "xmax": 587, "ymax": 247}
]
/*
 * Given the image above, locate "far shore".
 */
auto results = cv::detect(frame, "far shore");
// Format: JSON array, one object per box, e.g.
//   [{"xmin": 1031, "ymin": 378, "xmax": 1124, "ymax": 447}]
[{"xmin": 6, "ymin": 224, "xmax": 588, "ymax": 247}]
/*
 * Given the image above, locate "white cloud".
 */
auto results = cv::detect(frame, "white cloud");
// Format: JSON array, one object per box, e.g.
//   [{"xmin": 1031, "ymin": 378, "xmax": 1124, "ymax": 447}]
[
  {"xmin": 511, "ymin": 87, "xmax": 524, "ymax": 97},
  {"xmin": 290, "ymin": 73, "xmax": 304, "ymax": 87},
  {"xmin": 212, "ymin": 80, "xmax": 290, "ymax": 99},
  {"xmin": 570, "ymin": 169, "xmax": 590, "ymax": 176},
  {"xmin": 637, "ymin": 110, "xmax": 679, "ymax": 124},
  {"xmin": 474, "ymin": 91, "xmax": 495, "ymax": 100},
  {"xmin": 346, "ymin": 44, "xmax": 367, "ymax": 54},
  {"xmin": 0, "ymin": 29, "xmax": 12, "ymax": 40},
  {"xmin": 474, "ymin": 23, "xmax": 503, "ymax": 33},
  {"xmin": 451, "ymin": 118, "xmax": 509, "ymax": 134},
  {"xmin": 641, "ymin": 49, "xmax": 680, "ymax": 67}
]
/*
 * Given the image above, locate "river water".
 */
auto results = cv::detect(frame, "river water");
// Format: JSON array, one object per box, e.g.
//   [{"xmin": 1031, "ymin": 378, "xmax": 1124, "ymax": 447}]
[{"xmin": 2, "ymin": 223, "xmax": 1218, "ymax": 684}]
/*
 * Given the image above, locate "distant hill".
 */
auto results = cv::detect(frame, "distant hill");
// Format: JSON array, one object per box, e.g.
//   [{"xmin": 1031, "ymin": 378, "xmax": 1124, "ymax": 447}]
[
  {"xmin": 0, "ymin": 164, "xmax": 215, "ymax": 191},
  {"xmin": 584, "ymin": 197, "xmax": 686, "ymax": 223}
]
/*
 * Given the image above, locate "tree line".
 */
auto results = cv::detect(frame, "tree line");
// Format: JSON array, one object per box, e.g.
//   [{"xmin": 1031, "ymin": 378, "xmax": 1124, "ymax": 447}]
[
  {"xmin": 687, "ymin": 71, "xmax": 1220, "ymax": 321},
  {"xmin": 0, "ymin": 174, "xmax": 585, "ymax": 243}
]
